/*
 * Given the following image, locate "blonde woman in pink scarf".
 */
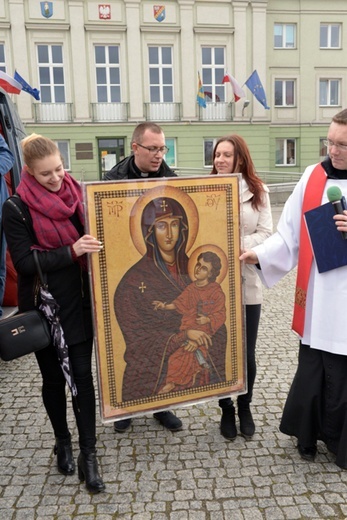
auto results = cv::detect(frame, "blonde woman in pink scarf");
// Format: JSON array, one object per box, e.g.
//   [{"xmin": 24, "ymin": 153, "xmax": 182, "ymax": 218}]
[{"xmin": 2, "ymin": 134, "xmax": 105, "ymax": 493}]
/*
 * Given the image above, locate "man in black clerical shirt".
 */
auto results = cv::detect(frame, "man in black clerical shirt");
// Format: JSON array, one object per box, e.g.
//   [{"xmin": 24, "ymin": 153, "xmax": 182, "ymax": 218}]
[
  {"xmin": 103, "ymin": 122, "xmax": 176, "ymax": 181},
  {"xmin": 104, "ymin": 122, "xmax": 183, "ymax": 434}
]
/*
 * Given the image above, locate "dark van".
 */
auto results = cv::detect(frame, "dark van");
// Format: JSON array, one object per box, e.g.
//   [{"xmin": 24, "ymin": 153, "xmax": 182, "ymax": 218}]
[
  {"xmin": 0, "ymin": 87, "xmax": 26, "ymax": 190},
  {"xmin": 0, "ymin": 87, "xmax": 26, "ymax": 318}
]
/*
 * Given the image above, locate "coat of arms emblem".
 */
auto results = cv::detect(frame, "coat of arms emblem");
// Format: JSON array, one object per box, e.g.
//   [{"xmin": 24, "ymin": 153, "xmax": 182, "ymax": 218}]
[
  {"xmin": 40, "ymin": 1, "xmax": 53, "ymax": 18},
  {"xmin": 153, "ymin": 5, "xmax": 166, "ymax": 22},
  {"xmin": 99, "ymin": 4, "xmax": 111, "ymax": 20}
]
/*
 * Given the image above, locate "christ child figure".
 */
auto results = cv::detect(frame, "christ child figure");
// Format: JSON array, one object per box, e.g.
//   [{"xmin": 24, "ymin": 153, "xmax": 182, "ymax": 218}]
[{"xmin": 153, "ymin": 251, "xmax": 226, "ymax": 393}]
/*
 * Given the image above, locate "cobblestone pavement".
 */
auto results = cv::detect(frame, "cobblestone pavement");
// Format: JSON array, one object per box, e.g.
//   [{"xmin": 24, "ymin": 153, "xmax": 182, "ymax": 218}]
[{"xmin": 1, "ymin": 206, "xmax": 347, "ymax": 520}]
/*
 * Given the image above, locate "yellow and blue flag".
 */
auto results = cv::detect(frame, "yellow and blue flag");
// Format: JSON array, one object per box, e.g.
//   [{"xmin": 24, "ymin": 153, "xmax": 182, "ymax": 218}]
[{"xmin": 197, "ymin": 72, "xmax": 206, "ymax": 108}]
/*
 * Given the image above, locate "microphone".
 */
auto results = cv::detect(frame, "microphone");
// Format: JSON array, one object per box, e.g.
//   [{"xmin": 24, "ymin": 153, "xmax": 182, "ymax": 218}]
[{"xmin": 327, "ymin": 185, "xmax": 347, "ymax": 239}]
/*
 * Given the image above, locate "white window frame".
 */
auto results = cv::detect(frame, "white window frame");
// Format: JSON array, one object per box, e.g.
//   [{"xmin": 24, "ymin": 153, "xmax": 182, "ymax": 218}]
[
  {"xmin": 201, "ymin": 47, "xmax": 225, "ymax": 103},
  {"xmin": 274, "ymin": 79, "xmax": 295, "ymax": 107},
  {"xmin": 319, "ymin": 79, "xmax": 340, "ymax": 106},
  {"xmin": 94, "ymin": 45, "xmax": 121, "ymax": 103},
  {"xmin": 165, "ymin": 138, "xmax": 177, "ymax": 168},
  {"xmin": 276, "ymin": 138, "xmax": 296, "ymax": 166},
  {"xmin": 55, "ymin": 140, "xmax": 70, "ymax": 171},
  {"xmin": 0, "ymin": 43, "xmax": 5, "ymax": 72},
  {"xmin": 37, "ymin": 44, "xmax": 65, "ymax": 103},
  {"xmin": 148, "ymin": 46, "xmax": 173, "ymax": 103},
  {"xmin": 274, "ymin": 24, "xmax": 296, "ymax": 49},
  {"xmin": 319, "ymin": 138, "xmax": 328, "ymax": 161},
  {"xmin": 204, "ymin": 138, "xmax": 218, "ymax": 168},
  {"xmin": 320, "ymin": 23, "xmax": 341, "ymax": 49}
]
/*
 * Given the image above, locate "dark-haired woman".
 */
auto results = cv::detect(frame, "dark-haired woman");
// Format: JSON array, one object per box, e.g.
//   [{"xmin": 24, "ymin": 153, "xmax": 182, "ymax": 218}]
[{"xmin": 211, "ymin": 134, "xmax": 273, "ymax": 440}]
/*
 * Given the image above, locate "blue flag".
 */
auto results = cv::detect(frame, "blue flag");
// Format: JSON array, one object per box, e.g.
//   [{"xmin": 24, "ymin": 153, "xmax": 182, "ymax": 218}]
[
  {"xmin": 13, "ymin": 71, "xmax": 40, "ymax": 101},
  {"xmin": 197, "ymin": 72, "xmax": 206, "ymax": 108},
  {"xmin": 245, "ymin": 70, "xmax": 270, "ymax": 110}
]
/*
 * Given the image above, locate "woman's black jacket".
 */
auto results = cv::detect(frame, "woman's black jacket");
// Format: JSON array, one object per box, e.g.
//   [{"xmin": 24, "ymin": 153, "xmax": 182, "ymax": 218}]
[{"xmin": 2, "ymin": 196, "xmax": 93, "ymax": 346}]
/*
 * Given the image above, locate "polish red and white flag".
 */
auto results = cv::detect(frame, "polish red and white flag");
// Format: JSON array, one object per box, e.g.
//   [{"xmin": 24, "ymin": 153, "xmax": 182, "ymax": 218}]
[
  {"xmin": 222, "ymin": 72, "xmax": 245, "ymax": 102},
  {"xmin": 0, "ymin": 71, "xmax": 22, "ymax": 95}
]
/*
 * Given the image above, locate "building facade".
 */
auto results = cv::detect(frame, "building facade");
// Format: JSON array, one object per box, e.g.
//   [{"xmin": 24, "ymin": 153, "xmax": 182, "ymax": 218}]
[{"xmin": 1, "ymin": 0, "xmax": 346, "ymax": 181}]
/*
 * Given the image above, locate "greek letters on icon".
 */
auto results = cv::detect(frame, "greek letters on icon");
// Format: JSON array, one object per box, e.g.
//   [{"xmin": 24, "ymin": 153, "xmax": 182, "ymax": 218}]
[{"xmin": 106, "ymin": 200, "xmax": 123, "ymax": 217}]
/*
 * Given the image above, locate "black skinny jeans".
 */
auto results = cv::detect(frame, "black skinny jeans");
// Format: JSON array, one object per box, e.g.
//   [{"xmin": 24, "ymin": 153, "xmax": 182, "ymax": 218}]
[
  {"xmin": 35, "ymin": 338, "xmax": 96, "ymax": 454},
  {"xmin": 219, "ymin": 303, "xmax": 261, "ymax": 410}
]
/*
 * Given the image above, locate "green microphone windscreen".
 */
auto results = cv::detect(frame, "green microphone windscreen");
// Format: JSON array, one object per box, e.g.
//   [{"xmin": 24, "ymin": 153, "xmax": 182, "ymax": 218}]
[{"xmin": 327, "ymin": 186, "xmax": 342, "ymax": 203}]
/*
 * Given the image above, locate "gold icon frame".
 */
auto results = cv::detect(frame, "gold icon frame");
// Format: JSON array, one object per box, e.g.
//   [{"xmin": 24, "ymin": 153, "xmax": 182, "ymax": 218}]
[{"xmin": 83, "ymin": 175, "xmax": 245, "ymax": 423}]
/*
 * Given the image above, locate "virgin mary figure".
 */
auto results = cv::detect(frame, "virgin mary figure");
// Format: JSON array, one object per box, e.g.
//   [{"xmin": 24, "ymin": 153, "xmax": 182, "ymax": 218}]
[{"xmin": 114, "ymin": 193, "xmax": 227, "ymax": 403}]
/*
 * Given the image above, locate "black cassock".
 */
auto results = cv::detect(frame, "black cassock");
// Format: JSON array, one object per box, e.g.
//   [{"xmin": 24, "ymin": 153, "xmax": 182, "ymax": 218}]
[{"xmin": 280, "ymin": 342, "xmax": 347, "ymax": 469}]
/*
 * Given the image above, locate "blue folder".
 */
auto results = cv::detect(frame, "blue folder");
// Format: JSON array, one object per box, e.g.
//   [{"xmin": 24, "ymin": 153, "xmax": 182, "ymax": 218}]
[{"xmin": 304, "ymin": 201, "xmax": 347, "ymax": 273}]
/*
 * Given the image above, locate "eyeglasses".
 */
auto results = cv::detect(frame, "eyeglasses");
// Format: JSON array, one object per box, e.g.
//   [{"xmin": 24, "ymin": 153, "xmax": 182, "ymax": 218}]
[
  {"xmin": 136, "ymin": 143, "xmax": 169, "ymax": 155},
  {"xmin": 323, "ymin": 139, "xmax": 347, "ymax": 151}
]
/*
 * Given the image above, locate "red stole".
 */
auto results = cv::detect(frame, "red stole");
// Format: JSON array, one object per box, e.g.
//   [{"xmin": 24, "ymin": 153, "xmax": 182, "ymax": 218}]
[{"xmin": 292, "ymin": 164, "xmax": 327, "ymax": 336}]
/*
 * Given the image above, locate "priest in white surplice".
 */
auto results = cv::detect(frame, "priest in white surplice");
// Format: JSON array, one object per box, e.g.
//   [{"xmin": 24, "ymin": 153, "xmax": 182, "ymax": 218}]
[{"xmin": 241, "ymin": 108, "xmax": 347, "ymax": 469}]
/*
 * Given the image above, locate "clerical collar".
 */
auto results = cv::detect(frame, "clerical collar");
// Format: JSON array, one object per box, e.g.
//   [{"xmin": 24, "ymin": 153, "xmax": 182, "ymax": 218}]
[
  {"xmin": 132, "ymin": 159, "xmax": 159, "ymax": 178},
  {"xmin": 322, "ymin": 156, "xmax": 347, "ymax": 179}
]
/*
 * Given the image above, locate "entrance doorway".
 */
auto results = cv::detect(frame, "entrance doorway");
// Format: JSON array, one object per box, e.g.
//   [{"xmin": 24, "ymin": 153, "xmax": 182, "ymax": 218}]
[{"xmin": 98, "ymin": 138, "xmax": 125, "ymax": 179}]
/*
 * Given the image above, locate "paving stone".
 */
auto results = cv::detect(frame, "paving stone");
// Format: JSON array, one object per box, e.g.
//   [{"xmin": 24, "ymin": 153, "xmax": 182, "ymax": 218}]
[{"xmin": 1, "ymin": 205, "xmax": 347, "ymax": 518}]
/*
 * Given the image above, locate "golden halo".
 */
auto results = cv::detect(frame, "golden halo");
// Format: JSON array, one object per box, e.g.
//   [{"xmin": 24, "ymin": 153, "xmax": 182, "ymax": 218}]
[
  {"xmin": 187, "ymin": 245, "xmax": 228, "ymax": 284},
  {"xmin": 129, "ymin": 184, "xmax": 199, "ymax": 256}
]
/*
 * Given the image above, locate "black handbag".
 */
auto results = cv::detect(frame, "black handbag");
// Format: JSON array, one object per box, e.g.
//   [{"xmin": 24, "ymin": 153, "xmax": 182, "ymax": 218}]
[
  {"xmin": 0, "ymin": 208, "xmax": 52, "ymax": 361},
  {"xmin": 0, "ymin": 308, "xmax": 51, "ymax": 361}
]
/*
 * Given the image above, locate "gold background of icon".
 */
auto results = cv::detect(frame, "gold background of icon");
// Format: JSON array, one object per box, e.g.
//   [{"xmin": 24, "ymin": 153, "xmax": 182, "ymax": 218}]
[{"xmin": 83, "ymin": 175, "xmax": 245, "ymax": 423}]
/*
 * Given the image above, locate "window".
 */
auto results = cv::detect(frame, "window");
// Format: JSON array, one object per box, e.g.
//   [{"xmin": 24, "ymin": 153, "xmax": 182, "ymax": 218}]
[
  {"xmin": 275, "ymin": 80, "xmax": 295, "ymax": 106},
  {"xmin": 204, "ymin": 138, "xmax": 218, "ymax": 167},
  {"xmin": 55, "ymin": 140, "xmax": 70, "ymax": 170},
  {"xmin": 202, "ymin": 47, "xmax": 225, "ymax": 103},
  {"xmin": 148, "ymin": 46, "xmax": 173, "ymax": 102},
  {"xmin": 0, "ymin": 44, "xmax": 5, "ymax": 72},
  {"xmin": 319, "ymin": 138, "xmax": 328, "ymax": 160},
  {"xmin": 274, "ymin": 24, "xmax": 296, "ymax": 48},
  {"xmin": 320, "ymin": 24, "xmax": 341, "ymax": 48},
  {"xmin": 165, "ymin": 138, "xmax": 176, "ymax": 168},
  {"xmin": 319, "ymin": 79, "xmax": 339, "ymax": 106},
  {"xmin": 276, "ymin": 138, "xmax": 296, "ymax": 166},
  {"xmin": 95, "ymin": 45, "xmax": 121, "ymax": 102},
  {"xmin": 37, "ymin": 44, "xmax": 65, "ymax": 102}
]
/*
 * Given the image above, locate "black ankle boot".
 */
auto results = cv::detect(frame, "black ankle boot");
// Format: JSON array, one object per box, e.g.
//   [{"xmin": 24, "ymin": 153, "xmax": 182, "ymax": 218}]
[
  {"xmin": 220, "ymin": 404, "xmax": 237, "ymax": 440},
  {"xmin": 54, "ymin": 436, "xmax": 75, "ymax": 475},
  {"xmin": 238, "ymin": 407, "xmax": 255, "ymax": 439},
  {"xmin": 78, "ymin": 452, "xmax": 105, "ymax": 493}
]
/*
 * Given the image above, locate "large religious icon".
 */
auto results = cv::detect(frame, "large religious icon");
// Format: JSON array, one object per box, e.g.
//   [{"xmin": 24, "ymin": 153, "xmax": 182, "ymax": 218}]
[{"xmin": 83, "ymin": 175, "xmax": 245, "ymax": 423}]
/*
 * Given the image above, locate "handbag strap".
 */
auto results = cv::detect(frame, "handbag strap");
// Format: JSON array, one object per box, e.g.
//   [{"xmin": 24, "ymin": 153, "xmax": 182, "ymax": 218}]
[
  {"xmin": 4, "ymin": 195, "xmax": 48, "ymax": 289},
  {"xmin": 32, "ymin": 249, "xmax": 47, "ymax": 288},
  {"xmin": 5, "ymin": 195, "xmax": 35, "ymax": 241}
]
